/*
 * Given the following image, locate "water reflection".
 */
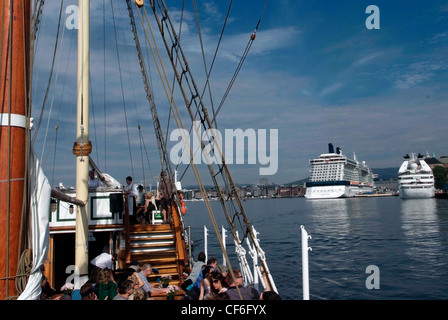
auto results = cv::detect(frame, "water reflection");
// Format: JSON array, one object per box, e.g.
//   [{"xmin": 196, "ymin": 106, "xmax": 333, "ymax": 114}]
[
  {"xmin": 307, "ymin": 199, "xmax": 349, "ymax": 237},
  {"xmin": 400, "ymin": 199, "xmax": 443, "ymax": 276},
  {"xmin": 184, "ymin": 197, "xmax": 448, "ymax": 299}
]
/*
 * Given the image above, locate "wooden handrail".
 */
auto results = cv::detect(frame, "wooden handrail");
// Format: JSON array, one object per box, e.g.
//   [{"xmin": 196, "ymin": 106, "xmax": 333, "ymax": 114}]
[
  {"xmin": 124, "ymin": 194, "xmax": 131, "ymax": 264},
  {"xmin": 171, "ymin": 201, "xmax": 188, "ymax": 268}
]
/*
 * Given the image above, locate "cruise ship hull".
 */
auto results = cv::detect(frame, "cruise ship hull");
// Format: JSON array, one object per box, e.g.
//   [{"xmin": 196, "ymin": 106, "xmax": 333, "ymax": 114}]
[
  {"xmin": 399, "ymin": 186, "xmax": 435, "ymax": 199},
  {"xmin": 305, "ymin": 181, "xmax": 373, "ymax": 199}
]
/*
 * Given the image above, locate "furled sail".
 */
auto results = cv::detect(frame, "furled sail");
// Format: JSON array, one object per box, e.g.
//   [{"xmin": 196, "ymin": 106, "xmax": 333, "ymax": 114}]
[{"xmin": 18, "ymin": 149, "xmax": 51, "ymax": 300}]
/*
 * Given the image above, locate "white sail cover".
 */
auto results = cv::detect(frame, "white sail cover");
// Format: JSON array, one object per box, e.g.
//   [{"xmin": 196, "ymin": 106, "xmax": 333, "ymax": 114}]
[{"xmin": 18, "ymin": 149, "xmax": 51, "ymax": 300}]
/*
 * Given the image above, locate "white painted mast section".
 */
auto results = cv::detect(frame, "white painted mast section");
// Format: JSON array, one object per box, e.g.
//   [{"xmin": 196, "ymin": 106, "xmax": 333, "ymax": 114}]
[{"xmin": 75, "ymin": 0, "xmax": 90, "ymax": 289}]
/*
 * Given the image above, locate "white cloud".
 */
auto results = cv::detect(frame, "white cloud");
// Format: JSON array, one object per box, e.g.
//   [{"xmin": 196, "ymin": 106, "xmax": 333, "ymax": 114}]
[
  {"xmin": 393, "ymin": 61, "xmax": 448, "ymax": 89},
  {"xmin": 320, "ymin": 82, "xmax": 344, "ymax": 96}
]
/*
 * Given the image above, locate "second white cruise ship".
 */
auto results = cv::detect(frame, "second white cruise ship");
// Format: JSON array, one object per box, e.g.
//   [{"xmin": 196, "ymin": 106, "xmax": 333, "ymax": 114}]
[
  {"xmin": 305, "ymin": 143, "xmax": 376, "ymax": 199},
  {"xmin": 398, "ymin": 153, "xmax": 435, "ymax": 199}
]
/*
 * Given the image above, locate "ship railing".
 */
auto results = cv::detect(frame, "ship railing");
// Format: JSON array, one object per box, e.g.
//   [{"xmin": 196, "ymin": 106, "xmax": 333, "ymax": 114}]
[
  {"xmin": 202, "ymin": 225, "xmax": 277, "ymax": 294},
  {"xmin": 202, "ymin": 224, "xmax": 313, "ymax": 300}
]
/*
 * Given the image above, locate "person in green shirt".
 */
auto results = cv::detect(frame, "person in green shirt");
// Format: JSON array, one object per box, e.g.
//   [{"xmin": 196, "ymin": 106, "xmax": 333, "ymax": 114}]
[{"xmin": 97, "ymin": 268, "xmax": 117, "ymax": 300}]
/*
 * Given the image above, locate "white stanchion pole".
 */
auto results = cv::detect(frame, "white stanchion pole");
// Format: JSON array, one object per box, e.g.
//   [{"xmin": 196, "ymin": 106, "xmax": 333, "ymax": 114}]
[
  {"xmin": 222, "ymin": 226, "xmax": 227, "ymax": 266},
  {"xmin": 301, "ymin": 225, "xmax": 312, "ymax": 300},
  {"xmin": 204, "ymin": 226, "xmax": 209, "ymax": 262}
]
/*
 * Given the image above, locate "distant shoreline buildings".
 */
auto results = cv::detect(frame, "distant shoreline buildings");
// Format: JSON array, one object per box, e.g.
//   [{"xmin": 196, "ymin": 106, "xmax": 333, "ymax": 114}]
[
  {"xmin": 181, "ymin": 178, "xmax": 305, "ymax": 201},
  {"xmin": 180, "ymin": 154, "xmax": 448, "ymax": 200}
]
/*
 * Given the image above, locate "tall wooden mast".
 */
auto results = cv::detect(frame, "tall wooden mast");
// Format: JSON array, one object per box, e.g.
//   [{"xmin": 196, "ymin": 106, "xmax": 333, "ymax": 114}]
[
  {"xmin": 72, "ymin": 0, "xmax": 91, "ymax": 288},
  {"xmin": 0, "ymin": 0, "xmax": 31, "ymax": 299}
]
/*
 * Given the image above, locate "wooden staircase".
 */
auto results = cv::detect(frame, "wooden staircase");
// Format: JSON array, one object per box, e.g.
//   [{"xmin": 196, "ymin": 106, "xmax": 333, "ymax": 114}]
[
  {"xmin": 129, "ymin": 224, "xmax": 181, "ymax": 288},
  {"xmin": 118, "ymin": 205, "xmax": 188, "ymax": 299}
]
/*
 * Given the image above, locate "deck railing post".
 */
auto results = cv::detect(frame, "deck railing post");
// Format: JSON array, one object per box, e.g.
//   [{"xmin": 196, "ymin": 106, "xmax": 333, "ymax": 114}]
[
  {"xmin": 222, "ymin": 226, "xmax": 227, "ymax": 266},
  {"xmin": 246, "ymin": 228, "xmax": 259, "ymax": 291},
  {"xmin": 204, "ymin": 226, "xmax": 209, "ymax": 261},
  {"xmin": 301, "ymin": 225, "xmax": 312, "ymax": 300}
]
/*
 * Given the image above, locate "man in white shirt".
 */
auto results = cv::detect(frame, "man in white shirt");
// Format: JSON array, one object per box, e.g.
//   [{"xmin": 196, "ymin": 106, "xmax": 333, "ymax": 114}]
[
  {"xmin": 124, "ymin": 176, "xmax": 138, "ymax": 224},
  {"xmin": 88, "ymin": 170, "xmax": 100, "ymax": 189},
  {"xmin": 90, "ymin": 252, "xmax": 113, "ymax": 270}
]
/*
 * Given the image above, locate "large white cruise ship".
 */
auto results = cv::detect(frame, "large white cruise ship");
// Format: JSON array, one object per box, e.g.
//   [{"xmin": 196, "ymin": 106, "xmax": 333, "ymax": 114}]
[
  {"xmin": 305, "ymin": 143, "xmax": 376, "ymax": 199},
  {"xmin": 398, "ymin": 153, "xmax": 435, "ymax": 199}
]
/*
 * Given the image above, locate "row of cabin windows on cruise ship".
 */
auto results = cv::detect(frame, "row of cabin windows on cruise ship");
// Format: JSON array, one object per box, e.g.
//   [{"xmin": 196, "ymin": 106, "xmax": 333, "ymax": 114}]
[
  {"xmin": 312, "ymin": 167, "xmax": 343, "ymax": 179},
  {"xmin": 398, "ymin": 176, "xmax": 433, "ymax": 180},
  {"xmin": 312, "ymin": 165, "xmax": 342, "ymax": 172}
]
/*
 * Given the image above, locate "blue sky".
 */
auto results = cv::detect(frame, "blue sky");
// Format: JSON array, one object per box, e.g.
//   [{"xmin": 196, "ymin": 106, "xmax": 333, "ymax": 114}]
[{"xmin": 32, "ymin": 1, "xmax": 448, "ymax": 188}]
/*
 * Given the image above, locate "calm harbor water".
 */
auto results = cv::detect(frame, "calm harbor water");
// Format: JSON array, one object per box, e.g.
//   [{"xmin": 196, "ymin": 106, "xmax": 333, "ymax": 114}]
[{"xmin": 183, "ymin": 196, "xmax": 448, "ymax": 300}]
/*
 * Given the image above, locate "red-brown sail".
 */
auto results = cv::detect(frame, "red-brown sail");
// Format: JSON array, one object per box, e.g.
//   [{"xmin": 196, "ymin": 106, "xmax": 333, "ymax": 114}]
[{"xmin": 0, "ymin": 0, "xmax": 30, "ymax": 300}]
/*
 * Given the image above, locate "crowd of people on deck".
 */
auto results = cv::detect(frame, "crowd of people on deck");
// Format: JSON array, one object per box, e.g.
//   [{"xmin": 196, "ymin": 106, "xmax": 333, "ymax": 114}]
[
  {"xmin": 40, "ymin": 257, "xmax": 170, "ymax": 300},
  {"xmin": 180, "ymin": 252, "xmax": 281, "ymax": 301},
  {"xmin": 40, "ymin": 250, "xmax": 281, "ymax": 301},
  {"xmin": 88, "ymin": 170, "xmax": 175, "ymax": 225},
  {"xmin": 121, "ymin": 172, "xmax": 174, "ymax": 225},
  {"xmin": 42, "ymin": 171, "xmax": 280, "ymax": 300}
]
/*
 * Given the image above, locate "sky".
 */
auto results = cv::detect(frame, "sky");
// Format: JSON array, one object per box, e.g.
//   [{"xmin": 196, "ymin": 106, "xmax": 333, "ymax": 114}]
[{"xmin": 32, "ymin": 0, "xmax": 448, "ymax": 188}]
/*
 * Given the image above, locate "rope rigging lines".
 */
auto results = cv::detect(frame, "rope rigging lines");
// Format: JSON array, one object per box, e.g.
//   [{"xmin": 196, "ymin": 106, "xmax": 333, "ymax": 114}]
[
  {"xmin": 211, "ymin": 0, "xmax": 269, "ymax": 125},
  {"xmin": 129, "ymin": 0, "xmax": 275, "ymax": 292},
  {"xmin": 16, "ymin": 0, "xmax": 277, "ymax": 296},
  {"xmin": 31, "ymin": 0, "xmax": 156, "ymax": 187},
  {"xmin": 31, "ymin": 0, "xmax": 64, "ymax": 147}
]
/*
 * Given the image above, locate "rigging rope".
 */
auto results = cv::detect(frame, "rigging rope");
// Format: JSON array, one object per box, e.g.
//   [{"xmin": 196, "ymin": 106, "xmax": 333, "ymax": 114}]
[
  {"xmin": 211, "ymin": 0, "xmax": 269, "ymax": 125},
  {"xmin": 192, "ymin": 0, "xmax": 217, "ymax": 128},
  {"xmin": 138, "ymin": 0, "xmax": 249, "ymax": 298},
  {"xmin": 111, "ymin": 0, "xmax": 135, "ymax": 178},
  {"xmin": 175, "ymin": 0, "xmax": 233, "ymax": 177},
  {"xmin": 103, "ymin": 0, "xmax": 107, "ymax": 171},
  {"xmin": 165, "ymin": 0, "xmax": 185, "ymax": 159},
  {"xmin": 41, "ymin": 2, "xmax": 67, "ymax": 163},
  {"xmin": 125, "ymin": 0, "xmax": 168, "ymax": 174},
  {"xmin": 31, "ymin": 0, "xmax": 64, "ymax": 148},
  {"xmin": 14, "ymin": 249, "xmax": 33, "ymax": 298},
  {"xmin": 143, "ymin": 0, "xmax": 275, "ymax": 294},
  {"xmin": 121, "ymin": 12, "xmax": 151, "ymax": 186},
  {"xmin": 30, "ymin": 0, "xmax": 46, "ymax": 105}
]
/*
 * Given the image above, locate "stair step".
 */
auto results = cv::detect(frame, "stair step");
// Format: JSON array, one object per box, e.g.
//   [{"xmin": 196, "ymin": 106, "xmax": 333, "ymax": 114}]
[
  {"xmin": 130, "ymin": 239, "xmax": 174, "ymax": 247},
  {"xmin": 150, "ymin": 266, "xmax": 178, "ymax": 275},
  {"xmin": 130, "ymin": 238, "xmax": 174, "ymax": 245},
  {"xmin": 150, "ymin": 263, "xmax": 178, "ymax": 269},
  {"xmin": 130, "ymin": 233, "xmax": 173, "ymax": 240},
  {"xmin": 130, "ymin": 224, "xmax": 171, "ymax": 232},
  {"xmin": 139, "ymin": 256, "xmax": 177, "ymax": 264},
  {"xmin": 131, "ymin": 247, "xmax": 175, "ymax": 254}
]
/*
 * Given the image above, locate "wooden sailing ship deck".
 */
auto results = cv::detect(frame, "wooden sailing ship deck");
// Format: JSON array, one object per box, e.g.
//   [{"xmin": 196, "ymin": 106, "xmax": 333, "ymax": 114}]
[{"xmin": 45, "ymin": 190, "xmax": 188, "ymax": 300}]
